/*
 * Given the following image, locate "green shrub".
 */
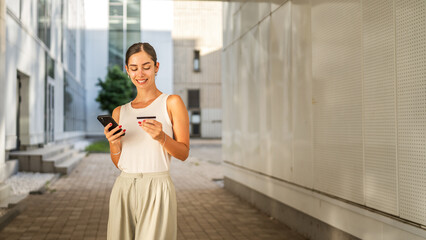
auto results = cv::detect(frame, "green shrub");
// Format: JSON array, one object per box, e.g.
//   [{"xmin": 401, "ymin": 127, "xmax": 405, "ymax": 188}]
[
  {"xmin": 85, "ymin": 140, "xmax": 110, "ymax": 153},
  {"xmin": 96, "ymin": 65, "xmax": 136, "ymax": 115}
]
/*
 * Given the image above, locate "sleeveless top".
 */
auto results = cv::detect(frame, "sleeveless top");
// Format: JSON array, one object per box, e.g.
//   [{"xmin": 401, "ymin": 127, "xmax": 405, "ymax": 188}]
[{"xmin": 117, "ymin": 93, "xmax": 173, "ymax": 173}]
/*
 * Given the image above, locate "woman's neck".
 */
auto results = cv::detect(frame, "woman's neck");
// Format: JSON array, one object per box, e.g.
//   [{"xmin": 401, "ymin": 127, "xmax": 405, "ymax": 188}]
[{"xmin": 133, "ymin": 88, "xmax": 162, "ymax": 104}]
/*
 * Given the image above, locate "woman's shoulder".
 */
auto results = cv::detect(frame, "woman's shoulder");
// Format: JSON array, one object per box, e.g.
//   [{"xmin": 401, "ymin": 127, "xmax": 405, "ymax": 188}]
[
  {"xmin": 113, "ymin": 101, "xmax": 133, "ymax": 115},
  {"xmin": 166, "ymin": 94, "xmax": 183, "ymax": 104},
  {"xmin": 166, "ymin": 94, "xmax": 186, "ymax": 113},
  {"xmin": 113, "ymin": 105, "xmax": 122, "ymax": 114},
  {"xmin": 112, "ymin": 106, "xmax": 122, "ymax": 122}
]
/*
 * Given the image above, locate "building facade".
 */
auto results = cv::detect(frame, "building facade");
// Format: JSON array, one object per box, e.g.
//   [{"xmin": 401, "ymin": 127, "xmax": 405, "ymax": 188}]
[
  {"xmin": 5, "ymin": 0, "xmax": 86, "ymax": 148},
  {"xmin": 0, "ymin": 0, "xmax": 86, "ymax": 181},
  {"xmin": 172, "ymin": 1, "xmax": 222, "ymax": 138},
  {"xmin": 222, "ymin": 1, "xmax": 426, "ymax": 239},
  {"xmin": 85, "ymin": 0, "xmax": 173, "ymax": 137}
]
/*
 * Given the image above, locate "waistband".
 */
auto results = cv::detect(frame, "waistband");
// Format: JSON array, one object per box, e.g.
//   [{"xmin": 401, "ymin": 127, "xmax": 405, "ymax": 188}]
[{"xmin": 119, "ymin": 171, "xmax": 170, "ymax": 178}]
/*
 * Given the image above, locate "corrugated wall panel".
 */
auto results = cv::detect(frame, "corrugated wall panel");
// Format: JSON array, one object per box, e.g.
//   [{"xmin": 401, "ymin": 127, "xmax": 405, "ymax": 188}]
[
  {"xmin": 223, "ymin": 0, "xmax": 426, "ymax": 228},
  {"xmin": 239, "ymin": 26, "xmax": 259, "ymax": 169},
  {"xmin": 311, "ymin": 0, "xmax": 364, "ymax": 204},
  {"xmin": 362, "ymin": 0, "xmax": 397, "ymax": 215},
  {"xmin": 396, "ymin": 0, "xmax": 426, "ymax": 225},
  {"xmin": 257, "ymin": 16, "xmax": 271, "ymax": 175},
  {"xmin": 269, "ymin": 2, "xmax": 293, "ymax": 180},
  {"xmin": 291, "ymin": 0, "xmax": 313, "ymax": 188}
]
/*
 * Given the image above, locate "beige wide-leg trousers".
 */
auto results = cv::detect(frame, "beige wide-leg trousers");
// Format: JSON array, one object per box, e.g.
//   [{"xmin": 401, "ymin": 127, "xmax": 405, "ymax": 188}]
[{"xmin": 107, "ymin": 171, "xmax": 177, "ymax": 240}]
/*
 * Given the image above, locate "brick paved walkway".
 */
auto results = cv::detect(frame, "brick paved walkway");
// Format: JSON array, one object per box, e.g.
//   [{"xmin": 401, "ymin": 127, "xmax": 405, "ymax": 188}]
[{"xmin": 0, "ymin": 140, "xmax": 306, "ymax": 240}]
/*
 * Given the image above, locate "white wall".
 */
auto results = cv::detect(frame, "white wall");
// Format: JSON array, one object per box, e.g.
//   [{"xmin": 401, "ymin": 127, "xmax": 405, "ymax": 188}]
[
  {"xmin": 85, "ymin": 0, "xmax": 109, "ymax": 136},
  {"xmin": 0, "ymin": 0, "xmax": 7, "ymax": 166},
  {"xmin": 222, "ymin": 0, "xmax": 426, "ymax": 239},
  {"xmin": 141, "ymin": 0, "xmax": 173, "ymax": 95},
  {"xmin": 5, "ymin": 2, "xmax": 46, "ymax": 148},
  {"xmin": 4, "ymin": 0, "xmax": 87, "ymax": 147}
]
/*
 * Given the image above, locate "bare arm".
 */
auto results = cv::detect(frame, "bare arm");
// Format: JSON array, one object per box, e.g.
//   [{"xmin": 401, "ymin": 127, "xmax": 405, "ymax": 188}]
[
  {"xmin": 103, "ymin": 106, "xmax": 125, "ymax": 168},
  {"xmin": 163, "ymin": 95, "xmax": 190, "ymax": 160},
  {"xmin": 140, "ymin": 95, "xmax": 190, "ymax": 161}
]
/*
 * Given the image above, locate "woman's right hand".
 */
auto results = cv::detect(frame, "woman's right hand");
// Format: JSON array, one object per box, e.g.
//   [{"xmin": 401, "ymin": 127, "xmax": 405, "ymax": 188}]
[{"xmin": 104, "ymin": 123, "xmax": 125, "ymax": 145}]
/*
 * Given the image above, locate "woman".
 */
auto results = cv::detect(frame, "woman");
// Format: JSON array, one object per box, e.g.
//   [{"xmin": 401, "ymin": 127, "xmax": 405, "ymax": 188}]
[{"xmin": 104, "ymin": 42, "xmax": 189, "ymax": 240}]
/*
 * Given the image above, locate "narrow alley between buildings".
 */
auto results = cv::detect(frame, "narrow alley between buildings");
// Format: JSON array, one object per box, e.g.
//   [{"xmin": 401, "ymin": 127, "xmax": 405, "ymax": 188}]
[{"xmin": 0, "ymin": 139, "xmax": 305, "ymax": 240}]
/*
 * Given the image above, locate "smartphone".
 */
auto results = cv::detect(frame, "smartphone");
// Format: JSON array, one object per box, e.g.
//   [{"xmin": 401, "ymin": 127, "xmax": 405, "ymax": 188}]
[{"xmin": 97, "ymin": 115, "xmax": 125, "ymax": 136}]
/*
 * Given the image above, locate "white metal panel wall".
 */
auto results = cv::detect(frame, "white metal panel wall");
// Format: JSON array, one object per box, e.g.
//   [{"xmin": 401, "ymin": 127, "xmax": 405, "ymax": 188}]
[
  {"xmin": 230, "ymin": 40, "xmax": 242, "ymax": 166},
  {"xmin": 257, "ymin": 16, "xmax": 271, "ymax": 175},
  {"xmin": 238, "ymin": 25, "xmax": 259, "ymax": 169},
  {"xmin": 362, "ymin": 0, "xmax": 398, "ymax": 215},
  {"xmin": 291, "ymin": 0, "xmax": 313, "ymax": 187},
  {"xmin": 223, "ymin": 0, "xmax": 426, "ymax": 228},
  {"xmin": 396, "ymin": 0, "xmax": 426, "ymax": 225},
  {"xmin": 311, "ymin": 0, "xmax": 364, "ymax": 204},
  {"xmin": 269, "ymin": 2, "xmax": 293, "ymax": 181},
  {"xmin": 221, "ymin": 42, "xmax": 235, "ymax": 164}
]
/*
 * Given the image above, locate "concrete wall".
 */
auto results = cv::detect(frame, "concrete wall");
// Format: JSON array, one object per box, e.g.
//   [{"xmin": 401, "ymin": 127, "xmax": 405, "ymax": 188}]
[
  {"xmin": 172, "ymin": 1, "xmax": 222, "ymax": 138},
  {"xmin": 222, "ymin": 0, "xmax": 426, "ymax": 239}
]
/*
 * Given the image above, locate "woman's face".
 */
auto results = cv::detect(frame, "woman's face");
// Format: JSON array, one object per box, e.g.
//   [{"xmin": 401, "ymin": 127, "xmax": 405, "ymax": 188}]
[{"xmin": 125, "ymin": 50, "xmax": 159, "ymax": 89}]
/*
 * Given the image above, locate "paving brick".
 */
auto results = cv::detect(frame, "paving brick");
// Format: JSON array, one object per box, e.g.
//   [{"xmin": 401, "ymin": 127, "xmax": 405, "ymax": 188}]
[{"xmin": 0, "ymin": 139, "xmax": 306, "ymax": 240}]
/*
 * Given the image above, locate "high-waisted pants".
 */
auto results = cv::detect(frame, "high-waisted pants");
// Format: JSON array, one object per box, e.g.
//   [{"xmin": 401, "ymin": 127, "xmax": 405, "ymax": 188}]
[{"xmin": 107, "ymin": 171, "xmax": 177, "ymax": 240}]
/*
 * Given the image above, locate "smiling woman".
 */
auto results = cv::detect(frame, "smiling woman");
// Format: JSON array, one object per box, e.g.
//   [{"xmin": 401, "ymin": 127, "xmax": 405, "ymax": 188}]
[{"xmin": 103, "ymin": 42, "xmax": 189, "ymax": 240}]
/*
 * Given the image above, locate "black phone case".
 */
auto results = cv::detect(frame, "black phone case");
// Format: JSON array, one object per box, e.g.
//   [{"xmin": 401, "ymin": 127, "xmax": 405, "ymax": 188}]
[{"xmin": 97, "ymin": 115, "xmax": 125, "ymax": 136}]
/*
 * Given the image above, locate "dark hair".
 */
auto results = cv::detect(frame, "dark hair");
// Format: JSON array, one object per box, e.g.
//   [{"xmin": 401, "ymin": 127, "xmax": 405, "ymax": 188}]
[{"xmin": 125, "ymin": 42, "xmax": 157, "ymax": 66}]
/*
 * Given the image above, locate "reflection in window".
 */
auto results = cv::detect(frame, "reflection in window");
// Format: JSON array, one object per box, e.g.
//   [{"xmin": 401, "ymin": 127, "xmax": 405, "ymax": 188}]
[
  {"xmin": 38, "ymin": 0, "xmax": 51, "ymax": 48},
  {"xmin": 47, "ymin": 55, "xmax": 54, "ymax": 79},
  {"xmin": 109, "ymin": 1, "xmax": 124, "ymax": 68},
  {"xmin": 108, "ymin": 0, "xmax": 141, "ymax": 69},
  {"xmin": 64, "ymin": 71, "xmax": 86, "ymax": 131}
]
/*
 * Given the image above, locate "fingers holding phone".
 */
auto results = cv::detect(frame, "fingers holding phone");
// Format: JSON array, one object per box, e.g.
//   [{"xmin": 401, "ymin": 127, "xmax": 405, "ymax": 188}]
[
  {"xmin": 97, "ymin": 115, "xmax": 126, "ymax": 144},
  {"xmin": 104, "ymin": 123, "xmax": 126, "ymax": 144}
]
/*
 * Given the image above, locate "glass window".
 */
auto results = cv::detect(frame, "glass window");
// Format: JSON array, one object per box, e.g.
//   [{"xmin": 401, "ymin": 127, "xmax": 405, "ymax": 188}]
[
  {"xmin": 127, "ymin": 2, "xmax": 140, "ymax": 19},
  {"xmin": 126, "ymin": 31, "xmax": 140, "ymax": 50},
  {"xmin": 110, "ymin": 18, "xmax": 123, "ymax": 30},
  {"xmin": 193, "ymin": 50, "xmax": 200, "ymax": 72},
  {"xmin": 108, "ymin": 0, "xmax": 140, "ymax": 68},
  {"xmin": 47, "ymin": 55, "xmax": 54, "ymax": 79},
  {"xmin": 37, "ymin": 0, "xmax": 51, "ymax": 48},
  {"xmin": 64, "ymin": 71, "xmax": 86, "ymax": 131},
  {"xmin": 188, "ymin": 89, "xmax": 200, "ymax": 109},
  {"xmin": 109, "ymin": 4, "xmax": 123, "ymax": 17},
  {"xmin": 127, "ymin": 20, "xmax": 140, "ymax": 31}
]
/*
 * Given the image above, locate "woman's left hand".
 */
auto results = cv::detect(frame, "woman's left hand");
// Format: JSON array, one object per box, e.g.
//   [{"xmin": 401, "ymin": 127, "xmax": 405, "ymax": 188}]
[{"xmin": 139, "ymin": 119, "xmax": 164, "ymax": 142}]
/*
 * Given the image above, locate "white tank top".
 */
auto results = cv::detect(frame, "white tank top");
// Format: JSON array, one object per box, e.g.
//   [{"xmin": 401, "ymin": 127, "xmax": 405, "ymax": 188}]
[{"xmin": 117, "ymin": 93, "xmax": 173, "ymax": 173}]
